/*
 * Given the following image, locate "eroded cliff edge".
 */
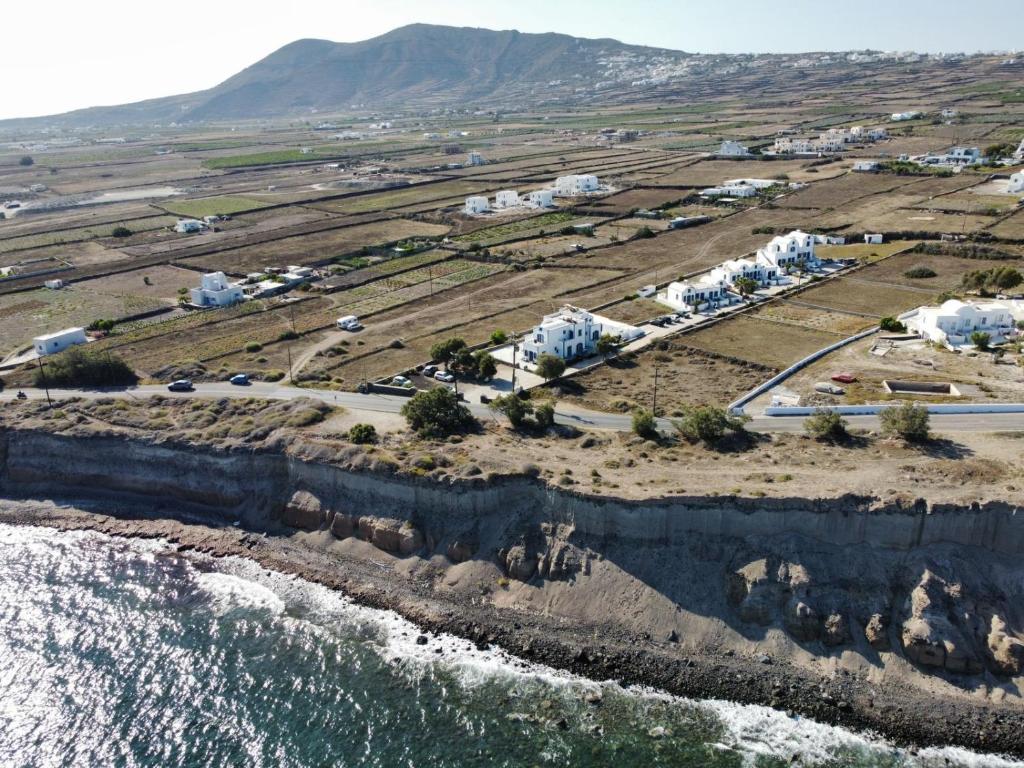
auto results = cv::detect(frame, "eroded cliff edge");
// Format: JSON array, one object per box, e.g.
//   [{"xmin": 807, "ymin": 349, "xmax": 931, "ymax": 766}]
[{"xmin": 3, "ymin": 426, "xmax": 1024, "ymax": 755}]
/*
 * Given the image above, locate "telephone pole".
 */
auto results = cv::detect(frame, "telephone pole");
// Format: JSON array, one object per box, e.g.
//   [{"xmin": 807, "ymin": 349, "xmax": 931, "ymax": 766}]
[
  {"xmin": 35, "ymin": 355, "xmax": 53, "ymax": 408},
  {"xmin": 652, "ymin": 362, "xmax": 659, "ymax": 417}
]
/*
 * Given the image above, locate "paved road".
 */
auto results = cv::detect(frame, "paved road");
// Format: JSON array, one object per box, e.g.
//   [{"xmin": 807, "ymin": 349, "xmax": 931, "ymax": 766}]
[{"xmin": 3, "ymin": 383, "xmax": 1024, "ymax": 435}]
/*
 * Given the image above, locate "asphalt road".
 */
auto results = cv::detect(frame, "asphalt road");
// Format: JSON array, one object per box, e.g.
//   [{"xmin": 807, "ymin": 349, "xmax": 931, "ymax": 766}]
[{"xmin": 2, "ymin": 383, "xmax": 1024, "ymax": 434}]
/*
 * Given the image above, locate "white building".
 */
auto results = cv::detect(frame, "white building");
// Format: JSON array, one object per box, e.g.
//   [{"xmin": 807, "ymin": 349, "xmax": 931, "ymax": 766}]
[
  {"xmin": 905, "ymin": 299, "xmax": 1019, "ymax": 348},
  {"xmin": 701, "ymin": 184, "xmax": 758, "ymax": 198},
  {"xmin": 657, "ymin": 276, "xmax": 730, "ymax": 313},
  {"xmin": 864, "ymin": 234, "xmax": 884, "ymax": 245},
  {"xmin": 521, "ymin": 305, "xmax": 604, "ymax": 362},
  {"xmin": 44, "ymin": 279, "xmax": 64, "ymax": 290},
  {"xmin": 710, "ymin": 258, "xmax": 775, "ymax": 288},
  {"xmin": 717, "ymin": 140, "xmax": 751, "ymax": 157},
  {"xmin": 755, "ymin": 230, "xmax": 820, "ymax": 271},
  {"xmin": 1009, "ymin": 172, "xmax": 1024, "ymax": 194},
  {"xmin": 891, "ymin": 111, "xmax": 922, "ymax": 121},
  {"xmin": 34, "ymin": 327, "xmax": 88, "ymax": 357},
  {"xmin": 190, "ymin": 272, "xmax": 244, "ymax": 308},
  {"xmin": 528, "ymin": 189, "xmax": 555, "ymax": 208},
  {"xmin": 917, "ymin": 146, "xmax": 983, "ymax": 166},
  {"xmin": 722, "ymin": 178, "xmax": 776, "ymax": 189},
  {"xmin": 464, "ymin": 196, "xmax": 490, "ymax": 214},
  {"xmin": 467, "ymin": 151, "xmax": 485, "ymax": 166},
  {"xmin": 853, "ymin": 160, "xmax": 881, "ymax": 172},
  {"xmin": 941, "ymin": 108, "xmax": 958, "ymax": 119},
  {"xmin": 494, "ymin": 190, "xmax": 520, "ymax": 209},
  {"xmin": 1015, "ymin": 138, "xmax": 1024, "ymax": 161},
  {"xmin": 554, "ymin": 174, "xmax": 599, "ymax": 196},
  {"xmin": 174, "ymin": 219, "xmax": 205, "ymax": 234}
]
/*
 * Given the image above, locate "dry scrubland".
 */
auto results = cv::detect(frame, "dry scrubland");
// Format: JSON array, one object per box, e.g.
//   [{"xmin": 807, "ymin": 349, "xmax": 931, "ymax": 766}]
[{"xmin": 2, "ymin": 72, "xmax": 1023, "ymax": 414}]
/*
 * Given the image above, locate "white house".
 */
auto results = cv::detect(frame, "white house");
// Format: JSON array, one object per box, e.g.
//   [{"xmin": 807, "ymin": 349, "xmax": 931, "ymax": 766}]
[
  {"xmin": 174, "ymin": 219, "xmax": 205, "ymax": 234},
  {"xmin": 657, "ymin": 276, "xmax": 730, "ymax": 313},
  {"xmin": 464, "ymin": 196, "xmax": 490, "ymax": 214},
  {"xmin": 190, "ymin": 272, "xmax": 244, "ymax": 308},
  {"xmin": 528, "ymin": 189, "xmax": 555, "ymax": 208},
  {"xmin": 1008, "ymin": 172, "xmax": 1024, "ymax": 194},
  {"xmin": 1015, "ymin": 138, "xmax": 1024, "ymax": 161},
  {"xmin": 710, "ymin": 258, "xmax": 775, "ymax": 288},
  {"xmin": 916, "ymin": 146, "xmax": 983, "ymax": 167},
  {"xmin": 722, "ymin": 178, "xmax": 776, "ymax": 190},
  {"xmin": 941, "ymin": 108, "xmax": 958, "ymax": 119},
  {"xmin": 891, "ymin": 111, "xmax": 922, "ymax": 121},
  {"xmin": 521, "ymin": 305, "xmax": 604, "ymax": 362},
  {"xmin": 33, "ymin": 327, "xmax": 88, "ymax": 357},
  {"xmin": 853, "ymin": 160, "xmax": 881, "ymax": 172},
  {"xmin": 554, "ymin": 174, "xmax": 599, "ymax": 196},
  {"xmin": 494, "ymin": 190, "xmax": 520, "ymax": 209},
  {"xmin": 701, "ymin": 184, "xmax": 758, "ymax": 198},
  {"xmin": 905, "ymin": 299, "xmax": 1018, "ymax": 348},
  {"xmin": 717, "ymin": 140, "xmax": 751, "ymax": 157},
  {"xmin": 44, "ymin": 279, "xmax": 64, "ymax": 290},
  {"xmin": 755, "ymin": 230, "xmax": 819, "ymax": 271},
  {"xmin": 864, "ymin": 233, "xmax": 884, "ymax": 245},
  {"xmin": 467, "ymin": 151, "xmax": 485, "ymax": 166}
]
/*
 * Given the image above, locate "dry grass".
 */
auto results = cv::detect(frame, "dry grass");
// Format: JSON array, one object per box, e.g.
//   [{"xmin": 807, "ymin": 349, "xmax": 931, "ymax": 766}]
[{"xmin": 681, "ymin": 314, "xmax": 844, "ymax": 369}]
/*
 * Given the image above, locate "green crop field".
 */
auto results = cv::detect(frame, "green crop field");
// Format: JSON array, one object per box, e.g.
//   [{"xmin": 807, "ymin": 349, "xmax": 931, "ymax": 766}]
[{"xmin": 161, "ymin": 196, "xmax": 269, "ymax": 218}]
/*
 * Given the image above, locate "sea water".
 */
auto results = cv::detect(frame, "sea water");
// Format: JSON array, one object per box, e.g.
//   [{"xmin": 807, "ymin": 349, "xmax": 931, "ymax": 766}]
[{"xmin": 0, "ymin": 522, "xmax": 1020, "ymax": 768}]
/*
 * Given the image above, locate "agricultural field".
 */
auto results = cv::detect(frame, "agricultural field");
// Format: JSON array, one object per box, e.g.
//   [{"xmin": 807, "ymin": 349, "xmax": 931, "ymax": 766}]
[
  {"xmin": 814, "ymin": 240, "xmax": 916, "ymax": 263},
  {"xmin": 0, "ymin": 215, "xmax": 178, "ymax": 255},
  {"xmin": 851, "ymin": 248, "xmax": 1024, "ymax": 289},
  {"xmin": 160, "ymin": 196, "xmax": 269, "ymax": 218},
  {"xmin": 452, "ymin": 211, "xmax": 576, "ymax": 243},
  {"xmin": 793, "ymin": 276, "xmax": 934, "ymax": 317},
  {"xmin": 682, "ymin": 314, "xmax": 846, "ymax": 370}
]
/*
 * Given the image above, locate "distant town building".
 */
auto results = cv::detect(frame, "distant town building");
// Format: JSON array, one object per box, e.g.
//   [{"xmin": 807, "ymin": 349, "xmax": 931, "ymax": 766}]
[
  {"xmin": 941, "ymin": 108, "xmax": 958, "ymax": 119},
  {"xmin": 891, "ymin": 111, "xmax": 923, "ymax": 121},
  {"xmin": 43, "ymin": 279, "xmax": 64, "ymax": 290},
  {"xmin": 864, "ymin": 234, "xmax": 884, "ymax": 245},
  {"xmin": 464, "ymin": 196, "xmax": 490, "ymax": 215},
  {"xmin": 1015, "ymin": 138, "xmax": 1024, "ymax": 161},
  {"xmin": 717, "ymin": 140, "xmax": 752, "ymax": 157},
  {"xmin": 853, "ymin": 160, "xmax": 881, "ymax": 172},
  {"xmin": 34, "ymin": 327, "xmax": 88, "ymax": 357},
  {"xmin": 701, "ymin": 184, "xmax": 758, "ymax": 198},
  {"xmin": 528, "ymin": 189, "xmax": 555, "ymax": 208},
  {"xmin": 1009, "ymin": 171, "xmax": 1024, "ymax": 194},
  {"xmin": 174, "ymin": 219, "xmax": 205, "ymax": 234},
  {"xmin": 190, "ymin": 272, "xmax": 244, "ymax": 308},
  {"xmin": 494, "ymin": 190, "xmax": 520, "ymax": 209},
  {"xmin": 466, "ymin": 151, "xmax": 485, "ymax": 166}
]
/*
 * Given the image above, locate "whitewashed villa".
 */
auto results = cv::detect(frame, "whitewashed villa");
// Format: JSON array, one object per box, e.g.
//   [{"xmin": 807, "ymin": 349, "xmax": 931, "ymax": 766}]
[
  {"xmin": 190, "ymin": 272, "xmax": 244, "ymax": 307},
  {"xmin": 494, "ymin": 190, "xmax": 520, "ymax": 209},
  {"xmin": 903, "ymin": 299, "xmax": 1023, "ymax": 348},
  {"xmin": 464, "ymin": 196, "xmax": 490, "ymax": 214},
  {"xmin": 717, "ymin": 140, "xmax": 751, "ymax": 157},
  {"xmin": 554, "ymin": 174, "xmax": 599, "ymax": 196}
]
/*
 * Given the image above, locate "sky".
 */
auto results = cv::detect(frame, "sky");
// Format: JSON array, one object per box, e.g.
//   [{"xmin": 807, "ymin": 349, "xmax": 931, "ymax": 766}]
[{"xmin": 4, "ymin": 0, "xmax": 1021, "ymax": 120}]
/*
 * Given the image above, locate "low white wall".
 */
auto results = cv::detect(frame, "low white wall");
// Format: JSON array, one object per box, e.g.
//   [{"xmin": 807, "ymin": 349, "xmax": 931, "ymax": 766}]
[{"xmin": 763, "ymin": 402, "xmax": 1024, "ymax": 417}]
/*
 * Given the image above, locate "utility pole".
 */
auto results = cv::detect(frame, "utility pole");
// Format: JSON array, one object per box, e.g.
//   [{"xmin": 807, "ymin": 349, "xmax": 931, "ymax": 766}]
[
  {"xmin": 510, "ymin": 333, "xmax": 517, "ymax": 393},
  {"xmin": 652, "ymin": 362, "xmax": 659, "ymax": 417},
  {"xmin": 35, "ymin": 355, "xmax": 53, "ymax": 408},
  {"xmin": 286, "ymin": 302, "xmax": 296, "ymax": 384}
]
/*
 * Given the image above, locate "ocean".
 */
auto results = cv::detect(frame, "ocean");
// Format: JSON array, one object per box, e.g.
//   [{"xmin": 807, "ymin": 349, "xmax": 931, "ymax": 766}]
[{"xmin": 0, "ymin": 522, "xmax": 1020, "ymax": 768}]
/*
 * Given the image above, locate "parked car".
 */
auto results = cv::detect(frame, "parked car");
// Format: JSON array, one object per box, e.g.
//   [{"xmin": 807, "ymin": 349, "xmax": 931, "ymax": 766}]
[
  {"xmin": 391, "ymin": 375, "xmax": 413, "ymax": 388},
  {"xmin": 831, "ymin": 373, "xmax": 857, "ymax": 384},
  {"xmin": 814, "ymin": 382, "xmax": 845, "ymax": 395},
  {"xmin": 167, "ymin": 379, "xmax": 194, "ymax": 392},
  {"xmin": 422, "ymin": 365, "xmax": 438, "ymax": 377},
  {"xmin": 650, "ymin": 318, "xmax": 665, "ymax": 327},
  {"xmin": 337, "ymin": 315, "xmax": 362, "ymax": 331},
  {"xmin": 434, "ymin": 371, "xmax": 455, "ymax": 383},
  {"xmin": 229, "ymin": 373, "xmax": 250, "ymax": 386}
]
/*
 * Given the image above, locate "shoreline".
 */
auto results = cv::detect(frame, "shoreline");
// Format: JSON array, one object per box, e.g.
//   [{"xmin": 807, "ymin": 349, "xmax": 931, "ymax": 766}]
[{"xmin": 2, "ymin": 495, "xmax": 1023, "ymax": 759}]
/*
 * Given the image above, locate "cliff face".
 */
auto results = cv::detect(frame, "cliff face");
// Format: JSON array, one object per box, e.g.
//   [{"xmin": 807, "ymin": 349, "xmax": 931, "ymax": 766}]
[{"xmin": 3, "ymin": 427, "xmax": 1024, "ymax": 687}]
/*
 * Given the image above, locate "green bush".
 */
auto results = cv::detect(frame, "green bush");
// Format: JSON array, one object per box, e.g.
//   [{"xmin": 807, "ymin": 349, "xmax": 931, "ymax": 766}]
[
  {"xmin": 263, "ymin": 370, "xmax": 285, "ymax": 382},
  {"xmin": 429, "ymin": 337, "xmax": 466, "ymax": 365},
  {"xmin": 534, "ymin": 401, "xmax": 555, "ymax": 429},
  {"xmin": 36, "ymin": 348, "xmax": 138, "ymax": 388},
  {"xmin": 970, "ymin": 331, "xmax": 991, "ymax": 350},
  {"xmin": 804, "ymin": 408, "xmax": 848, "ymax": 441},
  {"xmin": 903, "ymin": 266, "xmax": 937, "ymax": 279},
  {"xmin": 489, "ymin": 393, "xmax": 533, "ymax": 428},
  {"xmin": 348, "ymin": 423, "xmax": 377, "ymax": 444},
  {"xmin": 111, "ymin": 226, "xmax": 133, "ymax": 238},
  {"xmin": 244, "ymin": 341, "xmax": 263, "ymax": 352},
  {"xmin": 534, "ymin": 353, "xmax": 566, "ymax": 381},
  {"xmin": 879, "ymin": 316, "xmax": 906, "ymax": 333},
  {"xmin": 632, "ymin": 408, "xmax": 658, "ymax": 439},
  {"xmin": 19, "ymin": 155, "xmax": 33, "ymax": 166},
  {"xmin": 879, "ymin": 402, "xmax": 930, "ymax": 442},
  {"xmin": 401, "ymin": 387, "xmax": 476, "ymax": 438},
  {"xmin": 277, "ymin": 330, "xmax": 299, "ymax": 342},
  {"xmin": 489, "ymin": 330, "xmax": 508, "ymax": 345},
  {"xmin": 673, "ymin": 406, "xmax": 748, "ymax": 445}
]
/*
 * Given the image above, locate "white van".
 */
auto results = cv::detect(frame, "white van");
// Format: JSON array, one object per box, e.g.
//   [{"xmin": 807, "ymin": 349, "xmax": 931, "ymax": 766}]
[{"xmin": 337, "ymin": 315, "xmax": 362, "ymax": 331}]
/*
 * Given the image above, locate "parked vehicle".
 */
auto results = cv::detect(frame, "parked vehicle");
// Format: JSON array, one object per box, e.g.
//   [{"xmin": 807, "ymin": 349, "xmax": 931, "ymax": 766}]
[
  {"xmin": 167, "ymin": 379, "xmax": 194, "ymax": 392},
  {"xmin": 814, "ymin": 382, "xmax": 845, "ymax": 395},
  {"xmin": 337, "ymin": 315, "xmax": 362, "ymax": 331},
  {"xmin": 422, "ymin": 365, "xmax": 438, "ymax": 377},
  {"xmin": 434, "ymin": 371, "xmax": 455, "ymax": 383},
  {"xmin": 391, "ymin": 375, "xmax": 412, "ymax": 387},
  {"xmin": 16, "ymin": 390, "xmax": 27, "ymax": 399},
  {"xmin": 831, "ymin": 373, "xmax": 857, "ymax": 384},
  {"xmin": 229, "ymin": 373, "xmax": 250, "ymax": 385},
  {"xmin": 650, "ymin": 318, "xmax": 665, "ymax": 327}
]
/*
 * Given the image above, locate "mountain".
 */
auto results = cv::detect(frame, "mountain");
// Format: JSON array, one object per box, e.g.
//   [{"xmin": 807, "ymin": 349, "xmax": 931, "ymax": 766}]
[{"xmin": 2, "ymin": 24, "xmax": 688, "ymax": 128}]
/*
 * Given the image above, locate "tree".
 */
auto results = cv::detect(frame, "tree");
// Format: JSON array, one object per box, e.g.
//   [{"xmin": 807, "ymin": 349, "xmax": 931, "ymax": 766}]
[
  {"xmin": 348, "ymin": 423, "xmax": 377, "ymax": 444},
  {"xmin": 733, "ymin": 276, "xmax": 759, "ymax": 296},
  {"xmin": 36, "ymin": 348, "xmax": 138, "ymax": 387},
  {"xmin": 804, "ymin": 408, "xmax": 848, "ymax": 441},
  {"xmin": 633, "ymin": 226, "xmax": 656, "ymax": 239},
  {"xmin": 452, "ymin": 347, "xmax": 476, "ymax": 375},
  {"xmin": 18, "ymin": 155, "xmax": 33, "ymax": 166},
  {"xmin": 970, "ymin": 331, "xmax": 991, "ymax": 350},
  {"xmin": 632, "ymin": 408, "xmax": 659, "ymax": 439},
  {"xmin": 534, "ymin": 353, "xmax": 566, "ymax": 381},
  {"xmin": 534, "ymin": 401, "xmax": 556, "ymax": 429},
  {"xmin": 474, "ymin": 351, "xmax": 497, "ymax": 380},
  {"xmin": 111, "ymin": 226, "xmax": 132, "ymax": 238},
  {"xmin": 595, "ymin": 333, "xmax": 620, "ymax": 358},
  {"xmin": 489, "ymin": 393, "xmax": 533, "ymax": 428},
  {"xmin": 429, "ymin": 337, "xmax": 467, "ymax": 368},
  {"xmin": 879, "ymin": 402, "xmax": 930, "ymax": 442},
  {"xmin": 401, "ymin": 387, "xmax": 476, "ymax": 438},
  {"xmin": 879, "ymin": 316, "xmax": 906, "ymax": 333},
  {"xmin": 489, "ymin": 330, "xmax": 508, "ymax": 345},
  {"xmin": 673, "ymin": 406, "xmax": 749, "ymax": 445}
]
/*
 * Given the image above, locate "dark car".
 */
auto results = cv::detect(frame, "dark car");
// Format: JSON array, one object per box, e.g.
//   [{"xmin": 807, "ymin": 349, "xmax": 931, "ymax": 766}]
[
  {"xmin": 167, "ymin": 379, "xmax": 194, "ymax": 392},
  {"xmin": 229, "ymin": 373, "xmax": 250, "ymax": 386}
]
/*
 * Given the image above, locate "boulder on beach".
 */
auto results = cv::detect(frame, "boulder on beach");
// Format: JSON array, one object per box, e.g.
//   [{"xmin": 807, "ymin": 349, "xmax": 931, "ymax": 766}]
[{"xmin": 280, "ymin": 490, "xmax": 324, "ymax": 531}]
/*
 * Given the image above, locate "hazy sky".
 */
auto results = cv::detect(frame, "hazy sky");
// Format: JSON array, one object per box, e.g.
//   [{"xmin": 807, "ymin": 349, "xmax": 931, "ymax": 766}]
[{"xmin": 4, "ymin": 0, "xmax": 1021, "ymax": 120}]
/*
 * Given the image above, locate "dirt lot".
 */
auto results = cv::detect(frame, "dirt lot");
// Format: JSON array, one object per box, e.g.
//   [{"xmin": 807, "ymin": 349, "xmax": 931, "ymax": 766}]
[
  {"xmin": 852, "ymin": 249, "xmax": 1024, "ymax": 289},
  {"xmin": 553, "ymin": 343, "xmax": 776, "ymax": 415},
  {"xmin": 680, "ymin": 314, "xmax": 844, "ymax": 369}
]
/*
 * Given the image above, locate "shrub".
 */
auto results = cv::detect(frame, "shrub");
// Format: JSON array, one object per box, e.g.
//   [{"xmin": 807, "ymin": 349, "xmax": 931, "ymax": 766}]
[
  {"xmin": 244, "ymin": 341, "xmax": 263, "ymax": 352},
  {"xmin": 970, "ymin": 331, "xmax": 991, "ymax": 350},
  {"xmin": 87, "ymin": 318, "xmax": 115, "ymax": 332},
  {"xmin": 263, "ymin": 370, "xmax": 285, "ymax": 382},
  {"xmin": 534, "ymin": 401, "xmax": 555, "ymax": 429},
  {"xmin": 401, "ymin": 387, "xmax": 476, "ymax": 438},
  {"xmin": 348, "ymin": 423, "xmax": 377, "ymax": 444},
  {"xmin": 673, "ymin": 406, "xmax": 748, "ymax": 445},
  {"xmin": 489, "ymin": 393, "xmax": 533, "ymax": 428},
  {"xmin": 879, "ymin": 402, "xmax": 930, "ymax": 442},
  {"xmin": 804, "ymin": 408, "xmax": 848, "ymax": 441},
  {"xmin": 596, "ymin": 333, "xmax": 620, "ymax": 358},
  {"xmin": 429, "ymin": 337, "xmax": 466, "ymax": 366},
  {"xmin": 633, "ymin": 226, "xmax": 655, "ymax": 239},
  {"xmin": 489, "ymin": 329, "xmax": 508, "ymax": 345},
  {"xmin": 534, "ymin": 353, "xmax": 566, "ymax": 381},
  {"xmin": 19, "ymin": 155, "xmax": 33, "ymax": 166},
  {"xmin": 277, "ymin": 330, "xmax": 299, "ymax": 341},
  {"xmin": 632, "ymin": 408, "xmax": 658, "ymax": 439},
  {"xmin": 879, "ymin": 316, "xmax": 906, "ymax": 333},
  {"xmin": 36, "ymin": 348, "xmax": 138, "ymax": 388},
  {"xmin": 903, "ymin": 266, "xmax": 937, "ymax": 279},
  {"xmin": 474, "ymin": 351, "xmax": 497, "ymax": 380},
  {"xmin": 111, "ymin": 226, "xmax": 133, "ymax": 238}
]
